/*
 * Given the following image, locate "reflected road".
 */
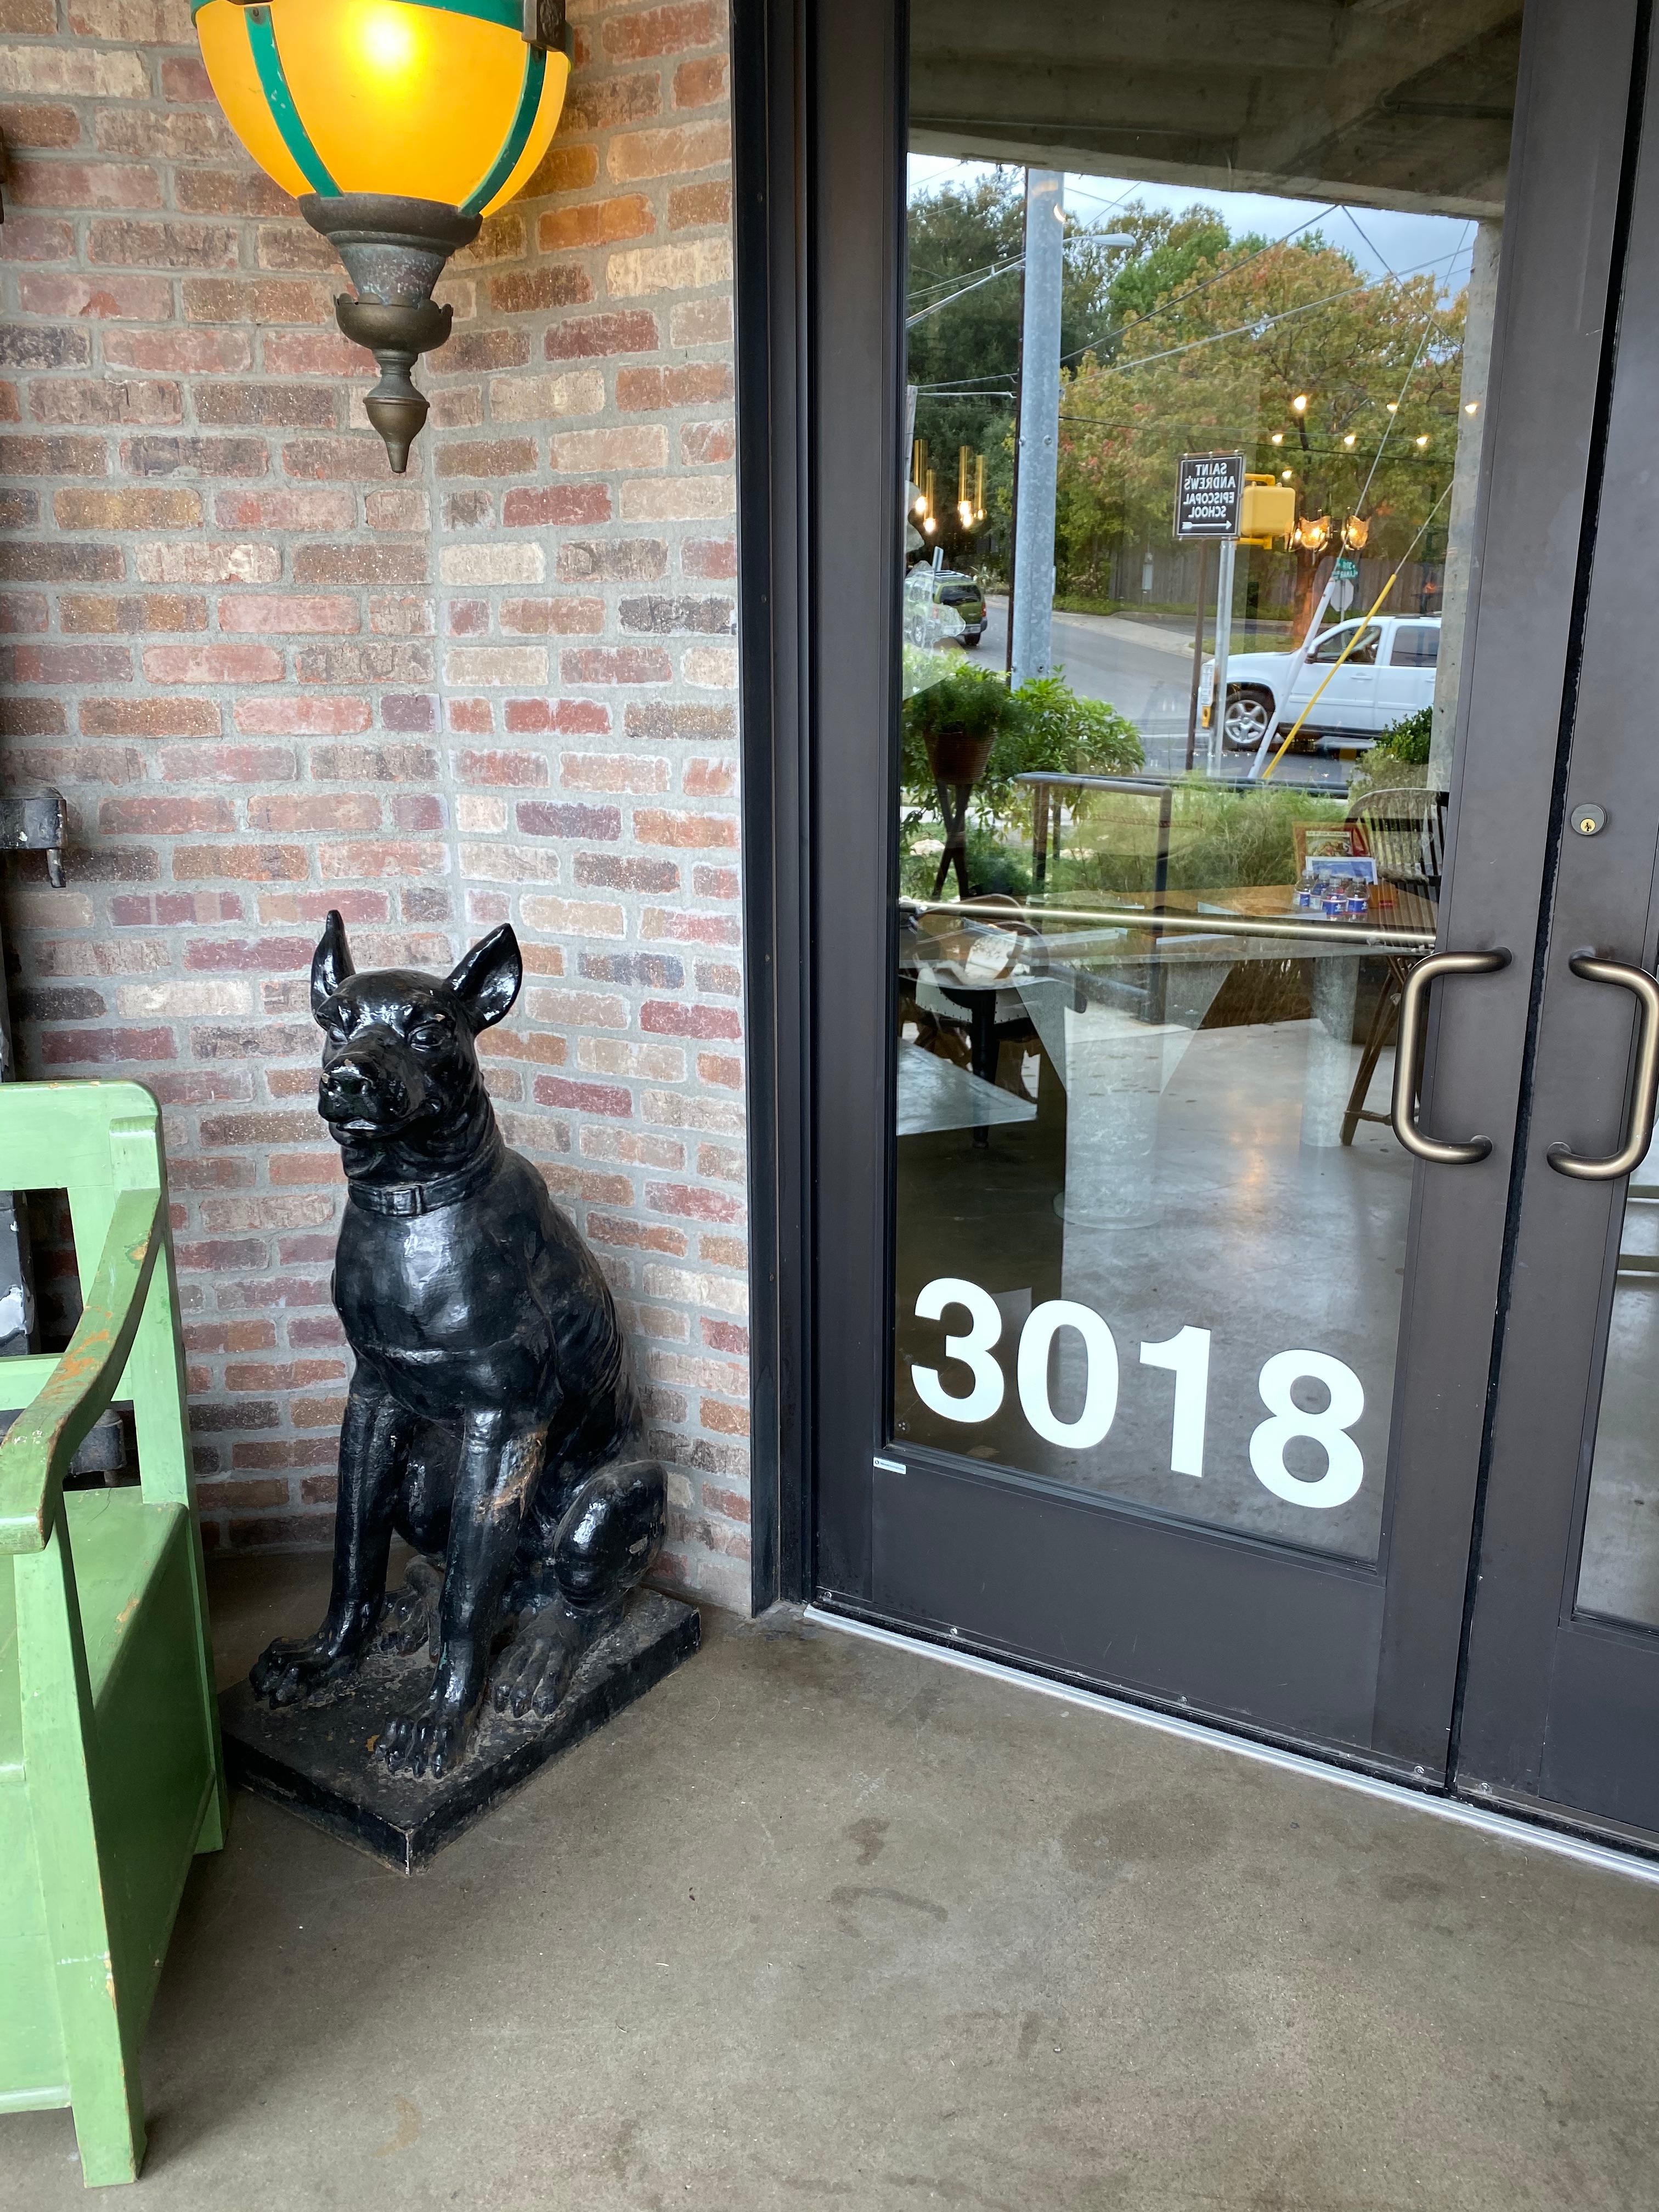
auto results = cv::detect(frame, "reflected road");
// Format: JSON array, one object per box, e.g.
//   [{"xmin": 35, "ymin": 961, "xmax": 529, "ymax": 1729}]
[{"xmin": 973, "ymin": 596, "xmax": 1350, "ymax": 791}]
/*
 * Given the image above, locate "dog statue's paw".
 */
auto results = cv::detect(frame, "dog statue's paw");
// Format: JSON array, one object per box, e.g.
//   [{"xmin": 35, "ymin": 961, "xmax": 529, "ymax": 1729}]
[
  {"xmin": 377, "ymin": 1557, "xmax": 443, "ymax": 1656},
  {"xmin": 490, "ymin": 1596, "xmax": 618, "ymax": 1722},
  {"xmin": 377, "ymin": 1663, "xmax": 483, "ymax": 1781},
  {"xmin": 250, "ymin": 1630, "xmax": 361, "ymax": 1707}
]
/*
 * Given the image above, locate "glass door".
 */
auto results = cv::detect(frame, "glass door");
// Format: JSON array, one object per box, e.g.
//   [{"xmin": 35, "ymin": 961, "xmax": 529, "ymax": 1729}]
[
  {"xmin": 1457, "ymin": 9, "xmax": 1659, "ymax": 1844},
  {"xmin": 806, "ymin": 0, "xmax": 1645, "ymax": 1778}
]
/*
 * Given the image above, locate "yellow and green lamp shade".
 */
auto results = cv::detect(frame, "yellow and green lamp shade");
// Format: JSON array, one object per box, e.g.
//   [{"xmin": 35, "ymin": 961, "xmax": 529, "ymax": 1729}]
[{"xmin": 193, "ymin": 0, "xmax": 571, "ymax": 218}]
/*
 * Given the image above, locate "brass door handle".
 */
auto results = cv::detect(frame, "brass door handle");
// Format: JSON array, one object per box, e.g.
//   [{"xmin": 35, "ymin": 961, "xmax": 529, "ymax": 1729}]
[
  {"xmin": 1391, "ymin": 948, "xmax": 1511, "ymax": 1164},
  {"xmin": 1546, "ymin": 955, "xmax": 1659, "ymax": 1181}
]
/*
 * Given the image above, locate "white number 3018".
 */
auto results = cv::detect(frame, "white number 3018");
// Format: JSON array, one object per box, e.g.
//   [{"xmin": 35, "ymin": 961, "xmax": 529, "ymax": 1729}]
[{"xmin": 911, "ymin": 1280, "xmax": 1365, "ymax": 1511}]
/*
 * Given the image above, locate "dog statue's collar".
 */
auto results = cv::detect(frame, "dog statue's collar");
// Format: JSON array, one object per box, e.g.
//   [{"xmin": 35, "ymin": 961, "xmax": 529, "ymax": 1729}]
[{"xmin": 347, "ymin": 1134, "xmax": 504, "ymax": 1218}]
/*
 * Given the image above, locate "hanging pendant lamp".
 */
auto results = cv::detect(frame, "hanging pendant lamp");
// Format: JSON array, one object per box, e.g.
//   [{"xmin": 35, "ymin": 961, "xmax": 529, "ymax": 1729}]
[{"xmin": 194, "ymin": 0, "xmax": 572, "ymax": 470}]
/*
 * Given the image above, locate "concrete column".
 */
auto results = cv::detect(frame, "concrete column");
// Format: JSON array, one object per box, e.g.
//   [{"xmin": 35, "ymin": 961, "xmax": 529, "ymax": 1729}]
[
  {"xmin": 1430, "ymin": 220, "xmax": 1502, "ymax": 789},
  {"xmin": 1012, "ymin": 168, "xmax": 1064, "ymax": 687}
]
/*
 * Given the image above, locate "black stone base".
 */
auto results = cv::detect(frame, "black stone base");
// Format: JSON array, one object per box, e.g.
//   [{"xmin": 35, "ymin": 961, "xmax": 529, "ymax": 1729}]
[{"xmin": 219, "ymin": 1589, "xmax": 700, "ymax": 1874}]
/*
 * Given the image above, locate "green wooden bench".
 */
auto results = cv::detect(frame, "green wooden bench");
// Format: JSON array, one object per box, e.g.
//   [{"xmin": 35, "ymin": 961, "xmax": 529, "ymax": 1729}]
[{"xmin": 0, "ymin": 1080, "xmax": 227, "ymax": 2187}]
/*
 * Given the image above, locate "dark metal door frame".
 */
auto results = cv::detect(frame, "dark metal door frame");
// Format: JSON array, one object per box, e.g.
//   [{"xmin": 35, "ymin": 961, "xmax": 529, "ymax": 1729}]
[
  {"xmin": 733, "ymin": 0, "xmax": 1652, "ymax": 1803},
  {"xmin": 1456, "ymin": 1, "xmax": 1659, "ymax": 1848}
]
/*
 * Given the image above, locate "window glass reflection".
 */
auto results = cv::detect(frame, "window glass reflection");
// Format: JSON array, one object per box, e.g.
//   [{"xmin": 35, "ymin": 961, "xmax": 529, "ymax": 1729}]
[{"xmin": 890, "ymin": 1, "xmax": 1522, "ymax": 1560}]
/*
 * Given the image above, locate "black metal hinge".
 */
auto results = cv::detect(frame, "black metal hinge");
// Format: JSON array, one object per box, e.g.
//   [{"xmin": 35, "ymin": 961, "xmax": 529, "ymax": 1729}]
[
  {"xmin": 2, "ymin": 786, "xmax": 67, "ymax": 889},
  {"xmin": 523, "ymin": 0, "xmax": 569, "ymax": 52}
]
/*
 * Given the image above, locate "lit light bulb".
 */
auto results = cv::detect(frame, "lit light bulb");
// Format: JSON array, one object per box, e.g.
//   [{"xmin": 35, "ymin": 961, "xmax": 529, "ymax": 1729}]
[
  {"xmin": 923, "ymin": 517, "xmax": 936, "ymax": 533},
  {"xmin": 913, "ymin": 497, "xmax": 927, "ymax": 515},
  {"xmin": 958, "ymin": 499, "xmax": 973, "ymax": 528},
  {"xmin": 1386, "ymin": 400, "xmax": 1398, "ymax": 414},
  {"xmin": 1291, "ymin": 393, "xmax": 1308, "ymax": 414},
  {"xmin": 1415, "ymin": 433, "xmax": 1430, "ymax": 448},
  {"xmin": 1464, "ymin": 400, "xmax": 1479, "ymax": 415},
  {"xmin": 359, "ymin": 3, "xmax": 417, "ymax": 75},
  {"xmin": 1342, "ymin": 432, "xmax": 1356, "ymax": 448},
  {"xmin": 1281, "ymin": 469, "xmax": 1293, "ymax": 481},
  {"xmin": 1270, "ymin": 431, "xmax": 1284, "ymax": 446}
]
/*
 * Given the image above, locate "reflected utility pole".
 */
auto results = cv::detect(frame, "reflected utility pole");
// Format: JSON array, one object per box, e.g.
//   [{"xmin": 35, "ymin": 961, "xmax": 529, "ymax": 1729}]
[{"xmin": 1011, "ymin": 169, "xmax": 1063, "ymax": 688}]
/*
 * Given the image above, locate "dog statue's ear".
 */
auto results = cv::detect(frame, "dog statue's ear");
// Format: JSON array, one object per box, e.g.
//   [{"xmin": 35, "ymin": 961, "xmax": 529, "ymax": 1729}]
[
  {"xmin": 445, "ymin": 923, "xmax": 523, "ymax": 1032},
  {"xmin": 311, "ymin": 909, "xmax": 355, "ymax": 1023}
]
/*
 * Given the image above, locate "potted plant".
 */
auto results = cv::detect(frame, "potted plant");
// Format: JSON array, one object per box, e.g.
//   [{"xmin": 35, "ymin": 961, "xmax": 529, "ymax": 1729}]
[{"xmin": 902, "ymin": 663, "xmax": 1025, "ymax": 789}]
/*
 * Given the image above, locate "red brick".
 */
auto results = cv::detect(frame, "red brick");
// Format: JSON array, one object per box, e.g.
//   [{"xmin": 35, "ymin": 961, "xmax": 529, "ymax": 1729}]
[
  {"xmin": 143, "ymin": 642, "xmax": 284, "ymax": 684},
  {"xmin": 522, "ymin": 140, "xmax": 601, "ymax": 196},
  {"xmin": 88, "ymin": 218, "xmax": 239, "ymax": 269},
  {"xmin": 561, "ymin": 646, "xmax": 672, "ymax": 685},
  {"xmin": 545, "ymin": 310, "xmax": 659, "ymax": 362},
  {"xmin": 249, "ymin": 793, "xmax": 382, "ymax": 833},
  {"xmin": 99, "ymin": 795, "xmax": 234, "ymax": 834},
  {"xmin": 9, "ymin": 160, "xmax": 163, "ymax": 211},
  {"xmin": 534, "ymin": 1075, "xmax": 634, "ymax": 1118},
  {"xmin": 7, "ymin": 640, "xmax": 131, "ymax": 682},
  {"xmin": 635, "ymin": 807, "xmax": 738, "ymax": 847},
  {"xmin": 647, "ymin": 1181, "xmax": 744, "ymax": 1223},
  {"xmin": 456, "ymin": 748, "xmax": 550, "ymax": 787},
  {"xmin": 184, "ymin": 935, "xmax": 312, "ymax": 973},
  {"xmin": 673, "ymin": 57, "xmax": 729, "ymax": 108},
  {"xmin": 19, "ymin": 272, "xmax": 172, "ymax": 319},
  {"xmin": 608, "ymin": 122, "xmax": 729, "ymax": 183},
  {"xmin": 281, "ymin": 436, "xmax": 399, "ymax": 483},
  {"xmin": 184, "ymin": 276, "xmax": 336, "ymax": 325},
  {"xmin": 54, "ymin": 485, "xmax": 201, "ymax": 528},
  {"xmin": 487, "ymin": 266, "xmax": 593, "ymax": 316},
  {"xmin": 234, "ymin": 695, "xmax": 371, "ymax": 737},
  {"xmin": 174, "ymin": 168, "xmax": 297, "ymax": 219},
  {"xmin": 41, "ymin": 1025, "xmax": 176, "ymax": 1066},
  {"xmin": 317, "ymin": 840, "xmax": 445, "ymax": 880},
  {"xmin": 64, "ymin": 592, "xmax": 204, "ymax": 633},
  {"xmin": 566, "ymin": 72, "xmax": 662, "ymax": 132},
  {"xmin": 537, "ymin": 195, "xmax": 654, "ymax": 252},
  {"xmin": 504, "ymin": 697, "xmax": 611, "ymax": 735},
  {"xmin": 0, "ymin": 215, "xmax": 74, "ymax": 262},
  {"xmin": 216, "ymin": 487, "xmax": 355, "ymax": 532},
  {"xmin": 262, "ymin": 330, "xmax": 368, "ymax": 376},
  {"xmin": 616, "ymin": 361, "xmax": 733, "ymax": 410},
  {"xmin": 0, "ymin": 97, "xmax": 78, "ymax": 146},
  {"xmin": 196, "ymin": 382, "xmax": 339, "ymax": 428},
  {"xmin": 502, "ymin": 483, "xmax": 612, "ymax": 527},
  {"xmin": 668, "ymin": 179, "xmax": 732, "ymax": 229},
  {"xmin": 682, "ymin": 419, "xmax": 736, "ymax": 466},
  {"xmin": 157, "ymin": 743, "xmax": 294, "ymax": 787},
  {"xmin": 219, "ymin": 594, "xmax": 358, "ymax": 635},
  {"xmin": 81, "ymin": 696, "xmax": 218, "ymax": 736},
  {"xmin": 682, "ymin": 536, "xmax": 738, "ymax": 579},
  {"xmin": 0, "ymin": 433, "xmax": 105, "ymax": 475},
  {"xmin": 640, "ymin": 1000, "xmax": 742, "ymax": 1040},
  {"xmin": 602, "ymin": 2, "xmax": 719, "ymax": 59},
  {"xmin": 435, "ymin": 437, "xmax": 538, "ymax": 479},
  {"xmin": 173, "ymin": 844, "xmax": 308, "ymax": 883},
  {"xmin": 122, "ymin": 433, "xmax": 268, "ymax": 477}
]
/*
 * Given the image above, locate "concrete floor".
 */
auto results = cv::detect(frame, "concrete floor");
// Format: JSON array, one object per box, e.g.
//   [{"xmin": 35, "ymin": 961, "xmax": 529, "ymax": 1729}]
[{"xmin": 8, "ymin": 1554, "xmax": 1659, "ymax": 2209}]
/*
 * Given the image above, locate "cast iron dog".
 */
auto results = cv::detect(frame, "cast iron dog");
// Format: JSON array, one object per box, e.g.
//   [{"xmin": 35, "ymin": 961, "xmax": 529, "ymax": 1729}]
[{"xmin": 249, "ymin": 912, "xmax": 666, "ymax": 1779}]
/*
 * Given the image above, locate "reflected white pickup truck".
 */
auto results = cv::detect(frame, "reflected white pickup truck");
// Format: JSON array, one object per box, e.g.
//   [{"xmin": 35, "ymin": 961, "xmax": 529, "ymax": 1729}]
[{"xmin": 1205, "ymin": 613, "xmax": 1440, "ymax": 752}]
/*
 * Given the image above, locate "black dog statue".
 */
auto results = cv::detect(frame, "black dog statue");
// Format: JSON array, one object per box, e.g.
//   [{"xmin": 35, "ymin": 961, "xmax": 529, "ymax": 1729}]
[{"xmin": 249, "ymin": 912, "xmax": 667, "ymax": 1779}]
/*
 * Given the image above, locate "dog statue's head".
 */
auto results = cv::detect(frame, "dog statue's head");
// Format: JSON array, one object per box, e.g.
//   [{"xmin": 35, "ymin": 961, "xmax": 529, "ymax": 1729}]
[{"xmin": 311, "ymin": 911, "xmax": 522, "ymax": 1162}]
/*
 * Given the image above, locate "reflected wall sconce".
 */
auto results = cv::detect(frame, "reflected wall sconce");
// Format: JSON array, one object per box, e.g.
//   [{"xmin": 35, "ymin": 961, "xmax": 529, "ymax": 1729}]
[
  {"xmin": 1341, "ymin": 515, "xmax": 1369, "ymax": 552},
  {"xmin": 1292, "ymin": 513, "xmax": 1331, "ymax": 553},
  {"xmin": 194, "ymin": 0, "xmax": 573, "ymax": 470}
]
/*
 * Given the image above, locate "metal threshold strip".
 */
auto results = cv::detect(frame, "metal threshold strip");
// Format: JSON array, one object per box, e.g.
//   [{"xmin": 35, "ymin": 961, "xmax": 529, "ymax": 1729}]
[{"xmin": 804, "ymin": 1606, "xmax": 1659, "ymax": 1889}]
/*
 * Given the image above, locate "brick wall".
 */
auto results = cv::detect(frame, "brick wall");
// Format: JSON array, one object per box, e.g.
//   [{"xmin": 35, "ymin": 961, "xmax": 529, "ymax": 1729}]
[{"xmin": 0, "ymin": 0, "xmax": 752, "ymax": 1609}]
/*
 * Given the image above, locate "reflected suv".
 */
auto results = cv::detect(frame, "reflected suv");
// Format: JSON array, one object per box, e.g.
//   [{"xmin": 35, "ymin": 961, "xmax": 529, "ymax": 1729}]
[
  {"xmin": 932, "ymin": 569, "xmax": 987, "ymax": 648},
  {"xmin": 1205, "ymin": 613, "xmax": 1440, "ymax": 751}
]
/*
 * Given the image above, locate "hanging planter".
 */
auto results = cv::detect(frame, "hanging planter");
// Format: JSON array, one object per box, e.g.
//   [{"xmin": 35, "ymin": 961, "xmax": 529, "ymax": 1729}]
[{"xmin": 194, "ymin": 0, "xmax": 573, "ymax": 469}]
